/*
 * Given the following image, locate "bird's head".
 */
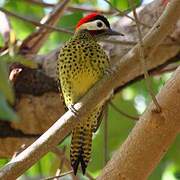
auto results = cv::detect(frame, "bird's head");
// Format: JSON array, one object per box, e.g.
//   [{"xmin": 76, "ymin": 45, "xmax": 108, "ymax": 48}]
[{"xmin": 75, "ymin": 13, "xmax": 123, "ymax": 38}]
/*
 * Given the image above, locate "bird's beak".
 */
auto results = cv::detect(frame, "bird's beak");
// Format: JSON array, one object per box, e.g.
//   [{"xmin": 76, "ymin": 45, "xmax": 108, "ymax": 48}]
[{"xmin": 106, "ymin": 28, "xmax": 124, "ymax": 36}]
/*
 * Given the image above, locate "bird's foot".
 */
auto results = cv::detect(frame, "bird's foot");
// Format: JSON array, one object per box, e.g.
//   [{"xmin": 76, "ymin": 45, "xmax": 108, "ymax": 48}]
[
  {"xmin": 68, "ymin": 104, "xmax": 78, "ymax": 116},
  {"xmin": 104, "ymin": 68, "xmax": 113, "ymax": 76}
]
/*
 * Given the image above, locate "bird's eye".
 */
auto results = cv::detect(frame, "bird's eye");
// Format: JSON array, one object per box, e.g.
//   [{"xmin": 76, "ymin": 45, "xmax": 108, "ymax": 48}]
[{"xmin": 97, "ymin": 21, "xmax": 103, "ymax": 28}]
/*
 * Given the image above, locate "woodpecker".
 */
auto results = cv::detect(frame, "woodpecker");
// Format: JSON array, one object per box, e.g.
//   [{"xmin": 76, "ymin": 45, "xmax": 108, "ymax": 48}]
[{"xmin": 57, "ymin": 13, "xmax": 122, "ymax": 175}]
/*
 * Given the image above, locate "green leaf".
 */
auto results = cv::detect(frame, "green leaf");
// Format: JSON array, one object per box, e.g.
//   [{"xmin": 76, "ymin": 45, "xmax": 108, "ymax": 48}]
[
  {"xmin": 5, "ymin": 0, "xmax": 44, "ymax": 18},
  {"xmin": 110, "ymin": 0, "xmax": 142, "ymax": 11},
  {"xmin": 0, "ymin": 158, "xmax": 8, "ymax": 168},
  {"xmin": 0, "ymin": 91, "xmax": 18, "ymax": 121},
  {"xmin": 0, "ymin": 35, "xmax": 3, "ymax": 46},
  {"xmin": 0, "ymin": 61, "xmax": 14, "ymax": 104},
  {"xmin": 4, "ymin": 0, "xmax": 44, "ymax": 41},
  {"xmin": 26, "ymin": 152, "xmax": 57, "ymax": 177}
]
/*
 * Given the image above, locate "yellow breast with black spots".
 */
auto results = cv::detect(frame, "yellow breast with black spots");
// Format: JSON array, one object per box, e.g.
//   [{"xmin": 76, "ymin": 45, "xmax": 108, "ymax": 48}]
[
  {"xmin": 57, "ymin": 30, "xmax": 109, "ymax": 106},
  {"xmin": 72, "ymin": 70, "xmax": 98, "ymax": 100}
]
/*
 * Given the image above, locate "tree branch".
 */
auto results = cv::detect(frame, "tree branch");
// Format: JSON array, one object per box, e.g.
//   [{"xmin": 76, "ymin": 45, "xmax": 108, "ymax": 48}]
[
  {"xmin": 97, "ymin": 62, "xmax": 180, "ymax": 180},
  {"xmin": 0, "ymin": 7, "xmax": 73, "ymax": 35},
  {"xmin": 0, "ymin": 0, "xmax": 179, "ymax": 178},
  {"xmin": 19, "ymin": 0, "xmax": 70, "ymax": 54},
  {"xmin": 25, "ymin": 0, "xmax": 115, "ymax": 15}
]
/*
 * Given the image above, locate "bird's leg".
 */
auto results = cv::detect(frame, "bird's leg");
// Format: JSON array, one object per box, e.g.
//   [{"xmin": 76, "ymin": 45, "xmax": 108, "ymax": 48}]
[
  {"xmin": 68, "ymin": 104, "xmax": 79, "ymax": 116},
  {"xmin": 104, "ymin": 67, "xmax": 114, "ymax": 76}
]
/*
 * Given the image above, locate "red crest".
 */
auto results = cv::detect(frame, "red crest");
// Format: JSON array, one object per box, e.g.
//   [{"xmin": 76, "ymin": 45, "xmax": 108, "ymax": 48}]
[{"xmin": 76, "ymin": 13, "xmax": 100, "ymax": 30}]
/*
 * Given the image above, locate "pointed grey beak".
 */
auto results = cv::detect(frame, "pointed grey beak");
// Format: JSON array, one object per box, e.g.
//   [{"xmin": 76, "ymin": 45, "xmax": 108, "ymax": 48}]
[{"xmin": 106, "ymin": 28, "xmax": 124, "ymax": 36}]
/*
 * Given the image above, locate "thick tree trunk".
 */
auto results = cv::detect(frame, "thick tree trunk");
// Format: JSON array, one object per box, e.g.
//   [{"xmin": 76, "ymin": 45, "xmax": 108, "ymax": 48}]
[{"xmin": 98, "ymin": 66, "xmax": 180, "ymax": 180}]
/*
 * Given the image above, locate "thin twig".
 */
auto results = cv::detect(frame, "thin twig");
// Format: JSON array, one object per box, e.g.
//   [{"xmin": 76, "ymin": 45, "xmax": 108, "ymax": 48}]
[
  {"xmin": 52, "ymin": 147, "xmax": 78, "ymax": 180},
  {"xmin": 128, "ymin": 0, "xmax": 161, "ymax": 112},
  {"xmin": 25, "ymin": 0, "xmax": 55, "ymax": 7},
  {"xmin": 11, "ymin": 144, "xmax": 26, "ymax": 160},
  {"xmin": 26, "ymin": 0, "xmax": 180, "ymax": 48},
  {"xmin": 54, "ymin": 146, "xmax": 66, "ymax": 180},
  {"xmin": 103, "ymin": 39, "xmax": 136, "ymax": 46},
  {"xmin": 41, "ymin": 170, "xmax": 73, "ymax": 180},
  {"xmin": 0, "ymin": 7, "xmax": 73, "ymax": 35},
  {"xmin": 1, "ymin": 6, "xmax": 175, "ymax": 48},
  {"xmin": 25, "ymin": 0, "xmax": 115, "ymax": 15},
  {"xmin": 0, "ymin": 7, "xmax": 141, "ymax": 47},
  {"xmin": 103, "ymin": 37, "xmax": 178, "ymax": 46},
  {"xmin": 104, "ymin": 105, "xmax": 109, "ymax": 165},
  {"xmin": 20, "ymin": 0, "xmax": 70, "ymax": 54},
  {"xmin": 54, "ymin": 169, "xmax": 61, "ymax": 180},
  {"xmin": 151, "ymin": 63, "xmax": 179, "ymax": 76},
  {"xmin": 58, "ymin": 146, "xmax": 66, "ymax": 173},
  {"xmin": 103, "ymin": 0, "xmax": 151, "ymax": 28},
  {"xmin": 110, "ymin": 102, "xmax": 139, "ymax": 121}
]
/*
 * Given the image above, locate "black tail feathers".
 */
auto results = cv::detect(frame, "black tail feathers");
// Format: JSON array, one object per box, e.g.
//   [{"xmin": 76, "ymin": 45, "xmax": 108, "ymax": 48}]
[{"xmin": 72, "ymin": 153, "xmax": 87, "ymax": 175}]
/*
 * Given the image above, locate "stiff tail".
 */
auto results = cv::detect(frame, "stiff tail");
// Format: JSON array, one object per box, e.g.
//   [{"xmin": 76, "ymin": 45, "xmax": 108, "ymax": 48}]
[{"xmin": 70, "ymin": 122, "xmax": 93, "ymax": 175}]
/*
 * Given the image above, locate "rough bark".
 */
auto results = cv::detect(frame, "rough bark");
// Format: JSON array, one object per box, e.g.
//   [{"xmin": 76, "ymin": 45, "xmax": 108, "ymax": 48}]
[
  {"xmin": 0, "ymin": 0, "xmax": 179, "ymax": 158},
  {"xmin": 98, "ymin": 66, "xmax": 180, "ymax": 180}
]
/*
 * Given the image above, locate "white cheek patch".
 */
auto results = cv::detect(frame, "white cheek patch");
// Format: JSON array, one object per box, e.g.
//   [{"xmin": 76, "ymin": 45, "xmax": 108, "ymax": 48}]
[{"xmin": 78, "ymin": 20, "xmax": 108, "ymax": 31}]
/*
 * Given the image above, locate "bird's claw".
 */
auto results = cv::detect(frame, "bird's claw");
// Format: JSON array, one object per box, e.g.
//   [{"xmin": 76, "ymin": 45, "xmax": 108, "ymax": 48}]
[
  {"xmin": 104, "ymin": 68, "xmax": 113, "ymax": 76},
  {"xmin": 68, "ymin": 104, "xmax": 78, "ymax": 116}
]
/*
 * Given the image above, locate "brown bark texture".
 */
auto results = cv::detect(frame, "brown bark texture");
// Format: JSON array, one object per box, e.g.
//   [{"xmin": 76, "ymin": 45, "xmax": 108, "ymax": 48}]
[{"xmin": 98, "ymin": 65, "xmax": 180, "ymax": 180}]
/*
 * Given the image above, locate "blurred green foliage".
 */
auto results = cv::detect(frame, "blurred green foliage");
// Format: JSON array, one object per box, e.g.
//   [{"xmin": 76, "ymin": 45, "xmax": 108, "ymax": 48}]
[
  {"xmin": 110, "ymin": 0, "xmax": 142, "ymax": 11},
  {"xmin": 0, "ymin": 0, "xmax": 179, "ymax": 179},
  {"xmin": 0, "ymin": 60, "xmax": 17, "ymax": 121}
]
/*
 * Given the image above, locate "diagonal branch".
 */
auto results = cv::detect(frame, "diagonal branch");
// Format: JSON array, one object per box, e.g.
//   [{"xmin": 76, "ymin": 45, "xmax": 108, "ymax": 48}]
[
  {"xmin": 20, "ymin": 0, "xmax": 71, "ymax": 54},
  {"xmin": 0, "ymin": 7, "xmax": 140, "ymax": 49},
  {"xmin": 103, "ymin": 0, "xmax": 151, "ymax": 28},
  {"xmin": 25, "ymin": 0, "xmax": 115, "ymax": 15},
  {"xmin": 0, "ymin": 7, "xmax": 73, "ymax": 35},
  {"xmin": 0, "ymin": 0, "xmax": 179, "ymax": 179},
  {"xmin": 97, "ymin": 61, "xmax": 180, "ymax": 180}
]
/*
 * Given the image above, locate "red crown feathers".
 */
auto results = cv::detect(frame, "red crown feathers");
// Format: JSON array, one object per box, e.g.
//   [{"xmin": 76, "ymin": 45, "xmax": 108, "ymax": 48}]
[{"xmin": 76, "ymin": 13, "xmax": 100, "ymax": 30}]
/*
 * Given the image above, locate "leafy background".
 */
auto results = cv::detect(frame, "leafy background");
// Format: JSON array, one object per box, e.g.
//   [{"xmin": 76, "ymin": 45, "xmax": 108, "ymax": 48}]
[{"xmin": 0, "ymin": 0, "xmax": 179, "ymax": 179}]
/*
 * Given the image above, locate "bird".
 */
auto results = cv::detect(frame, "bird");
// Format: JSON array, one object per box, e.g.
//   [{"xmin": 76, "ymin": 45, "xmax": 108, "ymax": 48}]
[{"xmin": 57, "ymin": 13, "xmax": 123, "ymax": 175}]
